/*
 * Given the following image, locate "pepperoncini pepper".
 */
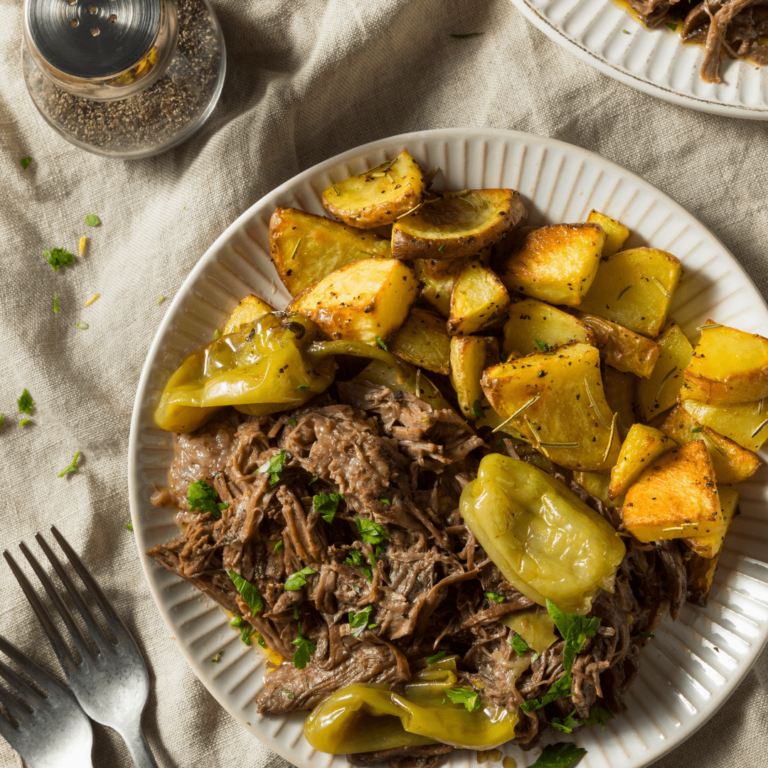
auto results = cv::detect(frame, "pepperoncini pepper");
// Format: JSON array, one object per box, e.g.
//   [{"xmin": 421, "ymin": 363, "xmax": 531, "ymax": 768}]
[
  {"xmin": 154, "ymin": 311, "xmax": 404, "ymax": 432},
  {"xmin": 303, "ymin": 657, "xmax": 518, "ymax": 754},
  {"xmin": 460, "ymin": 454, "xmax": 625, "ymax": 614}
]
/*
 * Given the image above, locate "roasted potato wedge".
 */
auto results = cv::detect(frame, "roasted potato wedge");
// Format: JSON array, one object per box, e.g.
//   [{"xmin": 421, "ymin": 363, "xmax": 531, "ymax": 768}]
[
  {"xmin": 413, "ymin": 258, "xmax": 462, "ymax": 316},
  {"xmin": 503, "ymin": 298, "xmax": 595, "ymax": 357},
  {"xmin": 636, "ymin": 320, "xmax": 693, "ymax": 422},
  {"xmin": 576, "ymin": 312, "xmax": 660, "ymax": 379},
  {"xmin": 447, "ymin": 261, "xmax": 511, "ymax": 336},
  {"xmin": 586, "ymin": 210, "xmax": 629, "ymax": 258},
  {"xmin": 389, "ymin": 307, "xmax": 451, "ymax": 375},
  {"xmin": 574, "ymin": 471, "xmax": 624, "ymax": 508},
  {"xmin": 680, "ymin": 398, "xmax": 768, "ymax": 452},
  {"xmin": 579, "ymin": 248, "xmax": 682, "ymax": 337},
  {"xmin": 270, "ymin": 207, "xmax": 391, "ymax": 296},
  {"xmin": 481, "ymin": 343, "xmax": 621, "ymax": 472},
  {"xmin": 686, "ymin": 553, "xmax": 720, "ymax": 607},
  {"xmin": 392, "ymin": 189, "xmax": 524, "ymax": 260},
  {"xmin": 288, "ymin": 258, "xmax": 418, "ymax": 344},
  {"xmin": 494, "ymin": 223, "xmax": 606, "ymax": 307},
  {"xmin": 321, "ymin": 151, "xmax": 425, "ymax": 228},
  {"xmin": 684, "ymin": 486, "xmax": 739, "ymax": 559},
  {"xmin": 223, "ymin": 294, "xmax": 275, "ymax": 335},
  {"xmin": 621, "ymin": 440, "xmax": 723, "ymax": 543},
  {"xmin": 608, "ymin": 424, "xmax": 677, "ymax": 500},
  {"xmin": 660, "ymin": 405, "xmax": 760, "ymax": 484},
  {"xmin": 450, "ymin": 336, "xmax": 488, "ymax": 420},
  {"xmin": 603, "ymin": 367, "xmax": 637, "ymax": 440},
  {"xmin": 681, "ymin": 321, "xmax": 768, "ymax": 404}
]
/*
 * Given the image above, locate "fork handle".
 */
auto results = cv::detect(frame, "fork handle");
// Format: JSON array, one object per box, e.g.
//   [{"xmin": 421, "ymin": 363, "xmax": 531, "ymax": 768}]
[{"xmin": 119, "ymin": 723, "xmax": 159, "ymax": 768}]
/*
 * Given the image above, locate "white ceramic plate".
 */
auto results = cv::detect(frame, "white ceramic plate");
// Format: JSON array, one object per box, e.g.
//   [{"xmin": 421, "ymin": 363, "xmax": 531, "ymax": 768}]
[
  {"xmin": 509, "ymin": 0, "xmax": 768, "ymax": 119},
  {"xmin": 129, "ymin": 128, "xmax": 768, "ymax": 768}
]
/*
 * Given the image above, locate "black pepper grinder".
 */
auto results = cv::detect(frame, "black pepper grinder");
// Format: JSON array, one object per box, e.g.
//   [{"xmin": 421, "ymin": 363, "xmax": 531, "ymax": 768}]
[{"xmin": 22, "ymin": 0, "xmax": 226, "ymax": 158}]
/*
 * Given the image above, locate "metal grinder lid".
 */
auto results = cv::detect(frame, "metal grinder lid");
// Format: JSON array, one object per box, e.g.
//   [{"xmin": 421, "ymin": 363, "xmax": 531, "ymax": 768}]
[{"xmin": 26, "ymin": 0, "xmax": 161, "ymax": 80}]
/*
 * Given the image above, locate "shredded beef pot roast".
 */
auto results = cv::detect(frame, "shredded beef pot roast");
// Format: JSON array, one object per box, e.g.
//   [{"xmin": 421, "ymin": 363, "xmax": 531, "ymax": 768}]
[{"xmin": 147, "ymin": 382, "xmax": 684, "ymax": 762}]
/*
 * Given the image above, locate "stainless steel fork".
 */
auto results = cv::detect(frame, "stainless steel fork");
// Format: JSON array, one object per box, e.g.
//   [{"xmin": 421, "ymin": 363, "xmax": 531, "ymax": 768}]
[
  {"xmin": 4, "ymin": 526, "xmax": 158, "ymax": 768},
  {"xmin": 0, "ymin": 632, "xmax": 94, "ymax": 768}
]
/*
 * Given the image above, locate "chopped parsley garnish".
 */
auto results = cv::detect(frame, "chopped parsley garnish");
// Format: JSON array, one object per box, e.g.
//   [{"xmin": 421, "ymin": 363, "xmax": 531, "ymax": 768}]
[
  {"xmin": 214, "ymin": 329, "xmax": 220, "ymax": 339},
  {"xmin": 187, "ymin": 479, "xmax": 229, "ymax": 518},
  {"xmin": 284, "ymin": 689, "xmax": 295, "ymax": 699},
  {"xmin": 534, "ymin": 339, "xmax": 551, "ymax": 353},
  {"xmin": 550, "ymin": 707, "xmax": 612, "ymax": 735},
  {"xmin": 21, "ymin": 156, "xmax": 31, "ymax": 169},
  {"xmin": 293, "ymin": 604, "xmax": 300, "ymax": 621},
  {"xmin": 0, "ymin": 415, "xmax": 3, "ymax": 428},
  {"xmin": 288, "ymin": 418, "xmax": 297, "ymax": 426},
  {"xmin": 292, "ymin": 628, "xmax": 316, "ymax": 669},
  {"xmin": 156, "ymin": 296, "xmax": 165, "ymax": 305},
  {"xmin": 622, "ymin": 28, "xmax": 630, "ymax": 33},
  {"xmin": 529, "ymin": 742, "xmax": 586, "ymax": 768},
  {"xmin": 54, "ymin": 293, "xmax": 59, "ymax": 313},
  {"xmin": 239, "ymin": 624, "xmax": 255, "ymax": 645},
  {"xmin": 125, "ymin": 523, "xmax": 133, "ymax": 531},
  {"xmin": 666, "ymin": 21, "xmax": 677, "ymax": 30},
  {"xmin": 257, "ymin": 634, "xmax": 267, "ymax": 649},
  {"xmin": 210, "ymin": 650, "xmax": 224, "ymax": 663},
  {"xmin": 520, "ymin": 600, "xmax": 600, "ymax": 713},
  {"xmin": 368, "ymin": 546, "xmax": 382, "ymax": 569},
  {"xmin": 17, "ymin": 389, "xmax": 34, "ymax": 415},
  {"xmin": 58, "ymin": 451, "xmax": 81, "ymax": 477},
  {"xmin": 348, "ymin": 605, "xmax": 373, "ymax": 637},
  {"xmin": 314, "ymin": 492, "xmax": 343, "ymax": 524},
  {"xmin": 691, "ymin": 426, "xmax": 703, "ymax": 433},
  {"xmin": 445, "ymin": 688, "xmax": 481, "ymax": 711},
  {"xmin": 472, "ymin": 400, "xmax": 485, "ymax": 419},
  {"xmin": 284, "ymin": 566, "xmax": 317, "ymax": 591},
  {"xmin": 229, "ymin": 615, "xmax": 243, "ymax": 627},
  {"xmin": 361, "ymin": 567, "xmax": 373, "ymax": 582},
  {"xmin": 375, "ymin": 336, "xmax": 387, "ymax": 350},
  {"xmin": 258, "ymin": 449, "xmax": 288, "ymax": 485},
  {"xmin": 44, "ymin": 248, "xmax": 74, "ymax": 272},
  {"xmin": 228, "ymin": 569, "xmax": 263, "ymax": 616},
  {"xmin": 484, "ymin": 591, "xmax": 504, "ymax": 603},
  {"xmin": 511, "ymin": 633, "xmax": 530, "ymax": 656},
  {"xmin": 638, "ymin": 630, "xmax": 655, "ymax": 638},
  {"xmin": 77, "ymin": 322, "xmax": 89, "ymax": 330},
  {"xmin": 274, "ymin": 540, "xmax": 283, "ymax": 552},
  {"xmin": 308, "ymin": 476, "xmax": 319, "ymax": 485},
  {"xmin": 19, "ymin": 419, "xmax": 30, "ymax": 427},
  {"xmin": 426, "ymin": 651, "xmax": 446, "ymax": 665},
  {"xmin": 84, "ymin": 214, "xmax": 100, "ymax": 227},
  {"xmin": 296, "ymin": 384, "xmax": 309, "ymax": 390},
  {"xmin": 450, "ymin": 32, "xmax": 482, "ymax": 38},
  {"xmin": 380, "ymin": 498, "xmax": 391, "ymax": 505},
  {"xmin": 356, "ymin": 517, "xmax": 391, "ymax": 545},
  {"xmin": 345, "ymin": 549, "xmax": 365, "ymax": 567}
]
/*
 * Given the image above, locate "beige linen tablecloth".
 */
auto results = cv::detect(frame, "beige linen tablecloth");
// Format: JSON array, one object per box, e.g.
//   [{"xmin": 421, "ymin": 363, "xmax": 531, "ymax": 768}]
[{"xmin": 1, "ymin": 0, "xmax": 767, "ymax": 766}]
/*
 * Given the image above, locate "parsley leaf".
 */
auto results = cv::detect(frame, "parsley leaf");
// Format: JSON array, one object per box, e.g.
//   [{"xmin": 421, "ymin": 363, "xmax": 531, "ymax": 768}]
[
  {"xmin": 472, "ymin": 400, "xmax": 485, "ymax": 419},
  {"xmin": 288, "ymin": 417, "xmax": 297, "ymax": 426},
  {"xmin": 380, "ymin": 498, "xmax": 391, "ymax": 505},
  {"xmin": 308, "ymin": 476, "xmax": 319, "ymax": 485},
  {"xmin": 44, "ymin": 248, "xmax": 74, "ymax": 272},
  {"xmin": 361, "ymin": 567, "xmax": 373, "ymax": 582},
  {"xmin": 375, "ymin": 335, "xmax": 387, "ymax": 350},
  {"xmin": 257, "ymin": 634, "xmax": 267, "ymax": 648},
  {"xmin": 426, "ymin": 651, "xmax": 446, "ymax": 665},
  {"xmin": 210, "ymin": 650, "xmax": 224, "ymax": 663},
  {"xmin": 292, "ymin": 628, "xmax": 316, "ymax": 669},
  {"xmin": 579, "ymin": 705, "xmax": 614, "ymax": 730},
  {"xmin": 58, "ymin": 451, "xmax": 81, "ymax": 477},
  {"xmin": 344, "ymin": 549, "xmax": 365, "ymax": 567},
  {"xmin": 19, "ymin": 419, "xmax": 30, "ymax": 427},
  {"xmin": 638, "ymin": 630, "xmax": 655, "ymax": 638},
  {"xmin": 283, "ymin": 689, "xmax": 295, "ymax": 699},
  {"xmin": 239, "ymin": 624, "xmax": 255, "ymax": 645},
  {"xmin": 84, "ymin": 214, "xmax": 100, "ymax": 227},
  {"xmin": 355, "ymin": 517, "xmax": 391, "ymax": 545},
  {"xmin": 551, "ymin": 712, "xmax": 580, "ymax": 734},
  {"xmin": 228, "ymin": 569, "xmax": 263, "ymax": 616},
  {"xmin": 314, "ymin": 492, "xmax": 343, "ymax": 524},
  {"xmin": 21, "ymin": 156, "xmax": 31, "ymax": 169},
  {"xmin": 258, "ymin": 449, "xmax": 288, "ymax": 485},
  {"xmin": 284, "ymin": 566, "xmax": 317, "ymax": 591},
  {"xmin": 450, "ymin": 32, "xmax": 483, "ymax": 38},
  {"xmin": 534, "ymin": 339, "xmax": 551, "ymax": 353},
  {"xmin": 529, "ymin": 742, "xmax": 586, "ymax": 768},
  {"xmin": 348, "ymin": 605, "xmax": 373, "ymax": 637},
  {"xmin": 17, "ymin": 389, "xmax": 34, "ymax": 415},
  {"xmin": 691, "ymin": 426, "xmax": 703, "ymax": 433},
  {"xmin": 54, "ymin": 293, "xmax": 59, "ymax": 313},
  {"xmin": 125, "ymin": 523, "xmax": 133, "ymax": 531},
  {"xmin": 666, "ymin": 21, "xmax": 677, "ymax": 30},
  {"xmin": 274, "ymin": 540, "xmax": 283, "ymax": 552},
  {"xmin": 445, "ymin": 688, "xmax": 481, "ymax": 711},
  {"xmin": 187, "ymin": 479, "xmax": 229, "ymax": 518},
  {"xmin": 293, "ymin": 604, "xmax": 300, "ymax": 621},
  {"xmin": 511, "ymin": 633, "xmax": 530, "ymax": 656},
  {"xmin": 0, "ymin": 415, "xmax": 3, "ymax": 428},
  {"xmin": 484, "ymin": 591, "xmax": 504, "ymax": 603},
  {"xmin": 296, "ymin": 385, "xmax": 309, "ymax": 390}
]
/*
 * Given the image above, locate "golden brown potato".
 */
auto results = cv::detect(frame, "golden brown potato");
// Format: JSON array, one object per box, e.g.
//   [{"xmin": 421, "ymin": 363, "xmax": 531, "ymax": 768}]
[
  {"xmin": 603, "ymin": 367, "xmax": 637, "ymax": 440},
  {"xmin": 621, "ymin": 440, "xmax": 723, "ymax": 543},
  {"xmin": 449, "ymin": 336, "xmax": 487, "ymax": 420},
  {"xmin": 681, "ymin": 321, "xmax": 768, "ymax": 404},
  {"xmin": 636, "ymin": 320, "xmax": 693, "ymax": 422},
  {"xmin": 574, "ymin": 471, "xmax": 624, "ymax": 508},
  {"xmin": 388, "ymin": 307, "xmax": 451, "ymax": 375},
  {"xmin": 660, "ymin": 405, "xmax": 760, "ymax": 484},
  {"xmin": 270, "ymin": 207, "xmax": 391, "ymax": 296},
  {"xmin": 684, "ymin": 486, "xmax": 739, "ymax": 559},
  {"xmin": 579, "ymin": 248, "xmax": 682, "ymax": 337},
  {"xmin": 223, "ymin": 294, "xmax": 275, "ymax": 335},
  {"xmin": 392, "ymin": 189, "xmax": 524, "ymax": 260},
  {"xmin": 503, "ymin": 298, "xmax": 595, "ymax": 357},
  {"xmin": 288, "ymin": 259, "xmax": 418, "ymax": 345},
  {"xmin": 680, "ymin": 398, "xmax": 768, "ymax": 452},
  {"xmin": 586, "ymin": 210, "xmax": 629, "ymax": 258},
  {"xmin": 447, "ymin": 261, "xmax": 511, "ymax": 336},
  {"xmin": 321, "ymin": 151, "xmax": 425, "ymax": 228},
  {"xmin": 481, "ymin": 343, "xmax": 621, "ymax": 472},
  {"xmin": 494, "ymin": 224, "xmax": 606, "ymax": 307},
  {"xmin": 608, "ymin": 424, "xmax": 677, "ymax": 499},
  {"xmin": 576, "ymin": 312, "xmax": 660, "ymax": 379},
  {"xmin": 412, "ymin": 258, "xmax": 462, "ymax": 316}
]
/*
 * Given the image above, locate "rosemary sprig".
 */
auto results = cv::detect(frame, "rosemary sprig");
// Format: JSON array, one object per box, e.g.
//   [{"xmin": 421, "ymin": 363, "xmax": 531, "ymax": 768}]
[
  {"xmin": 290, "ymin": 238, "xmax": 303, "ymax": 261},
  {"xmin": 396, "ymin": 202, "xmax": 423, "ymax": 220},
  {"xmin": 696, "ymin": 323, "xmax": 723, "ymax": 331},
  {"xmin": 525, "ymin": 416, "xmax": 545, "ymax": 456},
  {"xmin": 492, "ymin": 394, "xmax": 542, "ymax": 433},
  {"xmin": 651, "ymin": 277, "xmax": 671, "ymax": 299},
  {"xmin": 652, "ymin": 367, "xmax": 677, "ymax": 406},
  {"xmin": 603, "ymin": 412, "xmax": 618, "ymax": 463},
  {"xmin": 585, "ymin": 381, "xmax": 610, "ymax": 429},
  {"xmin": 751, "ymin": 419, "xmax": 768, "ymax": 438},
  {"xmin": 538, "ymin": 441, "xmax": 579, "ymax": 448},
  {"xmin": 760, "ymin": 398, "xmax": 764, "ymax": 416},
  {"xmin": 423, "ymin": 167, "xmax": 440, "ymax": 187},
  {"xmin": 617, "ymin": 284, "xmax": 634, "ymax": 301},
  {"xmin": 332, "ymin": 184, "xmax": 340, "ymax": 196}
]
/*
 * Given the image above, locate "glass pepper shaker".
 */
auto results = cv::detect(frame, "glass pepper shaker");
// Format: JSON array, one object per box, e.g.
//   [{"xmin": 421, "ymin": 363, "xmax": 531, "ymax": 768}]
[{"xmin": 22, "ymin": 0, "xmax": 226, "ymax": 159}]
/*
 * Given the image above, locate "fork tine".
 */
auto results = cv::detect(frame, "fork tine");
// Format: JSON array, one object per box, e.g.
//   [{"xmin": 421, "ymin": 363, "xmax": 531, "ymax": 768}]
[
  {"xmin": 0, "ymin": 659, "xmax": 44, "ymax": 706},
  {"xmin": 18, "ymin": 542, "xmax": 96, "ymax": 662},
  {"xmin": 49, "ymin": 526, "xmax": 130, "ymax": 641},
  {"xmin": 0, "ymin": 634, "xmax": 62, "ymax": 700},
  {"xmin": 2, "ymin": 551, "xmax": 78, "ymax": 673},
  {"xmin": 34, "ymin": 533, "xmax": 112, "ymax": 653},
  {"xmin": 0, "ymin": 677, "xmax": 31, "ymax": 724}
]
